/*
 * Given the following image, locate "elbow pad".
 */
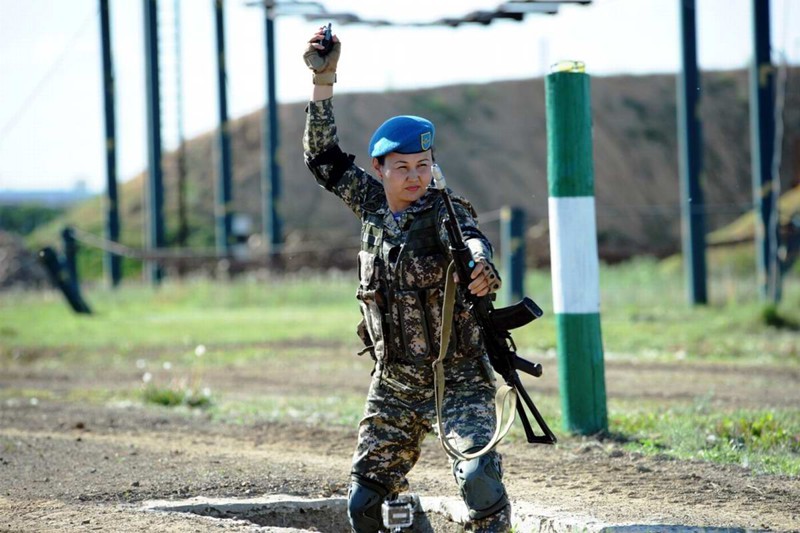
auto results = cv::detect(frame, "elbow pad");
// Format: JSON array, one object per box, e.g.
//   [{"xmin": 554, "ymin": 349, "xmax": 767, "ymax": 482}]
[{"xmin": 305, "ymin": 144, "xmax": 355, "ymax": 191}]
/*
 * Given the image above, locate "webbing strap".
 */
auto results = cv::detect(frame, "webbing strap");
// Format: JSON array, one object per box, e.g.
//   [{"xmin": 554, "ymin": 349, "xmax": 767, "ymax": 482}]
[{"xmin": 432, "ymin": 261, "xmax": 518, "ymax": 461}]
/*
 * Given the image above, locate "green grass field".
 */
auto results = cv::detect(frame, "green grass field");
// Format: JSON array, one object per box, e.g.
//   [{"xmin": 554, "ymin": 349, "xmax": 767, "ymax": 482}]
[
  {"xmin": 4, "ymin": 259, "xmax": 799, "ymax": 359},
  {"xmin": 1, "ymin": 259, "xmax": 799, "ymax": 474}
]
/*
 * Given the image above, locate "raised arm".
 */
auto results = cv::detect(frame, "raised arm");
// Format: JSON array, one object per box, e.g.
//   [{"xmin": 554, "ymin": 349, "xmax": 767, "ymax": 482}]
[{"xmin": 301, "ymin": 28, "xmax": 384, "ymax": 217}]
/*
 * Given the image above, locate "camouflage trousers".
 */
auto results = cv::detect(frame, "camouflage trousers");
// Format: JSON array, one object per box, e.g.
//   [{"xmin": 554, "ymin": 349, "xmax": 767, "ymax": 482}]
[{"xmin": 350, "ymin": 359, "xmax": 512, "ymax": 533}]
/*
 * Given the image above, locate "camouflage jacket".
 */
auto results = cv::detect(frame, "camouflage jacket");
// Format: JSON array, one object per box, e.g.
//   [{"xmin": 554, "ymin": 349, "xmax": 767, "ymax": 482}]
[{"xmin": 303, "ymin": 98, "xmax": 496, "ymax": 387}]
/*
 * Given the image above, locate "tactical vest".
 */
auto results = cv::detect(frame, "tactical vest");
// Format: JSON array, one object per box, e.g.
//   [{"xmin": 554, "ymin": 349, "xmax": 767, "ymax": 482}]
[{"xmin": 356, "ymin": 198, "xmax": 484, "ymax": 370}]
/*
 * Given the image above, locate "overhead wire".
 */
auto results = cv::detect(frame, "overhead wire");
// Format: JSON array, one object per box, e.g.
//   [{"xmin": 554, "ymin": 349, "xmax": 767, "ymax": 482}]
[
  {"xmin": 296, "ymin": 0, "xmax": 594, "ymax": 28},
  {"xmin": 0, "ymin": 5, "xmax": 99, "ymax": 147}
]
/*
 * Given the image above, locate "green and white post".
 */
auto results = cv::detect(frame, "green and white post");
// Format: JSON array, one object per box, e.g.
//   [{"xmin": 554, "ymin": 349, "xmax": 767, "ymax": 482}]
[{"xmin": 545, "ymin": 62, "xmax": 608, "ymax": 435}]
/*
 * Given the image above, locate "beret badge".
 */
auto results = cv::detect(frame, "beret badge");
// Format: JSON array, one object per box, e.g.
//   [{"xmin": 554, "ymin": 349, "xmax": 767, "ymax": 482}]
[{"xmin": 420, "ymin": 131, "xmax": 432, "ymax": 151}]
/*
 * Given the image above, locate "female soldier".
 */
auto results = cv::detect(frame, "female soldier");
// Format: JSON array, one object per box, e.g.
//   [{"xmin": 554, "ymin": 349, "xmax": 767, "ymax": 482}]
[{"xmin": 302, "ymin": 28, "xmax": 512, "ymax": 533}]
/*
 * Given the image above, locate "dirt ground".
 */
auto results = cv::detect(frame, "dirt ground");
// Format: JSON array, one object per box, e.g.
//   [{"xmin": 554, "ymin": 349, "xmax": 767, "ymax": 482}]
[{"xmin": 1, "ymin": 344, "xmax": 799, "ymax": 532}]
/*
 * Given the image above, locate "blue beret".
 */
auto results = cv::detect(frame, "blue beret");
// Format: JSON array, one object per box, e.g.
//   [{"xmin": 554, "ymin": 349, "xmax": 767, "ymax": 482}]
[{"xmin": 368, "ymin": 115, "xmax": 435, "ymax": 158}]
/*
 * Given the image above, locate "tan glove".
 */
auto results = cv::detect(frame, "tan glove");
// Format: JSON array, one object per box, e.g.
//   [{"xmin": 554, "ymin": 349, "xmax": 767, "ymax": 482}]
[{"xmin": 303, "ymin": 35, "xmax": 341, "ymax": 85}]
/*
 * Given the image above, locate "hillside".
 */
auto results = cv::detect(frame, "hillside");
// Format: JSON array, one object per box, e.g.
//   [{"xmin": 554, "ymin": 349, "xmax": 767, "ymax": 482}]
[{"xmin": 31, "ymin": 68, "xmax": 800, "ymax": 270}]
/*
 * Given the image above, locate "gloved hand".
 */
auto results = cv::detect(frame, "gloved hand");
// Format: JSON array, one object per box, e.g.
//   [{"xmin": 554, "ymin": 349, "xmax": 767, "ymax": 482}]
[
  {"xmin": 455, "ymin": 258, "xmax": 502, "ymax": 297},
  {"xmin": 468, "ymin": 258, "xmax": 502, "ymax": 297},
  {"xmin": 303, "ymin": 28, "xmax": 341, "ymax": 85}
]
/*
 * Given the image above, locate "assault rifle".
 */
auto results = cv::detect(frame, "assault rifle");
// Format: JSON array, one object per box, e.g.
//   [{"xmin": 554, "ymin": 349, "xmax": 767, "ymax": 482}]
[{"xmin": 431, "ymin": 164, "xmax": 557, "ymax": 445}]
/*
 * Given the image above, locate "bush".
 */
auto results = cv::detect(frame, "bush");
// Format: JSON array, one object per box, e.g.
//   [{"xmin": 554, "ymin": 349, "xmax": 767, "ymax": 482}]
[
  {"xmin": 0, "ymin": 205, "xmax": 64, "ymax": 235},
  {"xmin": 760, "ymin": 304, "xmax": 800, "ymax": 330}
]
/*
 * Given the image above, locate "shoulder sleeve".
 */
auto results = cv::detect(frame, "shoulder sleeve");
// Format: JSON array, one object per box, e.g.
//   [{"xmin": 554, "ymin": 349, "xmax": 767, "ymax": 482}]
[
  {"xmin": 303, "ymin": 98, "xmax": 385, "ymax": 217},
  {"xmin": 436, "ymin": 193, "xmax": 495, "ymax": 261}
]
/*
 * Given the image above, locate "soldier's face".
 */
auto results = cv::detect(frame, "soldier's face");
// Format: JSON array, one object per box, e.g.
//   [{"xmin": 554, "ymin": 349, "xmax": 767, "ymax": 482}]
[{"xmin": 372, "ymin": 150, "xmax": 433, "ymax": 213}]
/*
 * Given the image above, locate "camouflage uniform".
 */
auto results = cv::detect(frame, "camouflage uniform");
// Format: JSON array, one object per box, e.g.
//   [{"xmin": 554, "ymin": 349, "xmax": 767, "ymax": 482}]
[{"xmin": 304, "ymin": 98, "xmax": 511, "ymax": 532}]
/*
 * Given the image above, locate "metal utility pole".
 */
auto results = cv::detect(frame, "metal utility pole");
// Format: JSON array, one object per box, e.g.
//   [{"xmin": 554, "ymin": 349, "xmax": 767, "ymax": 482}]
[
  {"xmin": 500, "ymin": 206, "xmax": 526, "ymax": 305},
  {"xmin": 750, "ymin": 0, "xmax": 780, "ymax": 302},
  {"xmin": 143, "ymin": 0, "xmax": 165, "ymax": 284},
  {"xmin": 677, "ymin": 0, "xmax": 707, "ymax": 305},
  {"xmin": 174, "ymin": 0, "xmax": 189, "ymax": 250},
  {"xmin": 99, "ymin": 0, "xmax": 122, "ymax": 287},
  {"xmin": 262, "ymin": 1, "xmax": 282, "ymax": 259},
  {"xmin": 214, "ymin": 0, "xmax": 233, "ymax": 256}
]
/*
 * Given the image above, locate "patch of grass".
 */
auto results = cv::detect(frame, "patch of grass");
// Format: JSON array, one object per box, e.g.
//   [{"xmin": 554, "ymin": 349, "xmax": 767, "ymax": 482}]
[
  {"xmin": 3, "ymin": 262, "xmax": 798, "ymax": 364},
  {"xmin": 0, "ymin": 275, "xmax": 359, "ymax": 349},
  {"xmin": 138, "ymin": 352, "xmax": 215, "ymax": 409},
  {"xmin": 0, "ymin": 386, "xmax": 134, "ymax": 406},
  {"xmin": 610, "ymin": 405, "xmax": 800, "ymax": 475},
  {"xmin": 0, "ymin": 388, "xmax": 56, "ymax": 403},
  {"xmin": 509, "ymin": 258, "xmax": 800, "ymax": 363},
  {"xmin": 212, "ymin": 393, "xmax": 365, "ymax": 427},
  {"xmin": 0, "ymin": 326, "xmax": 18, "ymax": 338},
  {"xmin": 65, "ymin": 388, "xmax": 132, "ymax": 404},
  {"xmin": 142, "ymin": 385, "xmax": 213, "ymax": 409},
  {"xmin": 760, "ymin": 304, "xmax": 800, "ymax": 330},
  {"xmin": 0, "ymin": 342, "xmax": 357, "ymax": 383}
]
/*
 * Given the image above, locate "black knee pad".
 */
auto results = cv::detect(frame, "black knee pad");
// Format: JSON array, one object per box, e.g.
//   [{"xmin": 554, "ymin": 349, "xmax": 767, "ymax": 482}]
[
  {"xmin": 347, "ymin": 476, "xmax": 389, "ymax": 533},
  {"xmin": 452, "ymin": 451, "xmax": 509, "ymax": 520}
]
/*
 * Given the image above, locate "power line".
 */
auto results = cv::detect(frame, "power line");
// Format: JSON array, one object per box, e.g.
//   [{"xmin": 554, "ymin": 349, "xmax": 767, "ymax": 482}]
[
  {"xmin": 0, "ymin": 5, "xmax": 98, "ymax": 147},
  {"xmin": 246, "ymin": 0, "xmax": 592, "ymax": 27}
]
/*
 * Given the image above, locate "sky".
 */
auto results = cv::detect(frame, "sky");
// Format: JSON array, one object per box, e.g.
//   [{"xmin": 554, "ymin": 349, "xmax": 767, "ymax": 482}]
[{"xmin": 1, "ymin": 0, "xmax": 799, "ymax": 193}]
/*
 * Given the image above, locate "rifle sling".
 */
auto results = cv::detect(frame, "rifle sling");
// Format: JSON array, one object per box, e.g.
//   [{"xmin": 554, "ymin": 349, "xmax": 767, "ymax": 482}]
[{"xmin": 432, "ymin": 261, "xmax": 517, "ymax": 461}]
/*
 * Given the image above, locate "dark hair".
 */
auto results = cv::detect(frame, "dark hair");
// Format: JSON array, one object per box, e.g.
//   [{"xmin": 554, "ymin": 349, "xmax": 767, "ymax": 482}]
[{"xmin": 374, "ymin": 147, "xmax": 436, "ymax": 166}]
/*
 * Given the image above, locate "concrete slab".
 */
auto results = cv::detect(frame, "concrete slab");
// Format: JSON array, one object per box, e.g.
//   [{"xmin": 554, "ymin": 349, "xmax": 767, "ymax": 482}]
[{"xmin": 143, "ymin": 495, "xmax": 770, "ymax": 532}]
